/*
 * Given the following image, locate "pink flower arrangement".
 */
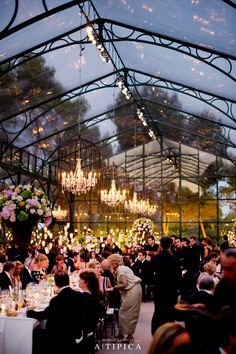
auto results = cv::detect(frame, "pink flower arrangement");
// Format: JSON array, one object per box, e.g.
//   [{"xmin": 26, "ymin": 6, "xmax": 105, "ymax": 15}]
[{"xmin": 0, "ymin": 184, "xmax": 52, "ymax": 226}]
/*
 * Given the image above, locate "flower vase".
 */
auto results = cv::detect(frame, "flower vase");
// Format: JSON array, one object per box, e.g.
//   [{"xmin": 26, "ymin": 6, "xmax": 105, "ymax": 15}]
[{"xmin": 8, "ymin": 222, "xmax": 34, "ymax": 246}]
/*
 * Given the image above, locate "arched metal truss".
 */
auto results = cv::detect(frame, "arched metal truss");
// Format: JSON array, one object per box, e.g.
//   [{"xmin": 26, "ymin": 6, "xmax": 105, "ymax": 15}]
[{"xmin": 0, "ymin": 0, "xmax": 236, "ymax": 240}]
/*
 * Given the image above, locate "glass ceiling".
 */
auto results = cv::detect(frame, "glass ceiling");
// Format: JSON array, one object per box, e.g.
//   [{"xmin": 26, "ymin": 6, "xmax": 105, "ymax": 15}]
[{"xmin": 0, "ymin": 0, "xmax": 235, "ymax": 187}]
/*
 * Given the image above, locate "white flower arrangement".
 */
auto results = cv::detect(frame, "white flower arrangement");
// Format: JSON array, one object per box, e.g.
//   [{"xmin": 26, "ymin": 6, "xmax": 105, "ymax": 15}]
[{"xmin": 132, "ymin": 217, "xmax": 154, "ymax": 236}]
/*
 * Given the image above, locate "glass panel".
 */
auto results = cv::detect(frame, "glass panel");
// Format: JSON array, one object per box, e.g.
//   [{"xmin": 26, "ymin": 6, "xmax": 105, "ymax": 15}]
[
  {"xmin": 219, "ymin": 222, "xmax": 236, "ymax": 246},
  {"xmin": 219, "ymin": 200, "xmax": 236, "ymax": 221},
  {"xmin": 116, "ymin": 42, "xmax": 235, "ymax": 99},
  {"xmin": 200, "ymin": 199, "xmax": 217, "ymax": 222},
  {"xmin": 95, "ymin": 0, "xmax": 236, "ymax": 55},
  {"xmin": 202, "ymin": 222, "xmax": 218, "ymax": 241},
  {"xmin": 219, "ymin": 178, "xmax": 236, "ymax": 199},
  {"xmin": 0, "ymin": 3, "xmax": 86, "ymax": 61},
  {"xmin": 182, "ymin": 195, "xmax": 199, "ymax": 222},
  {"xmin": 181, "ymin": 222, "xmax": 198, "ymax": 238},
  {"xmin": 204, "ymin": 182, "xmax": 217, "ymax": 197}
]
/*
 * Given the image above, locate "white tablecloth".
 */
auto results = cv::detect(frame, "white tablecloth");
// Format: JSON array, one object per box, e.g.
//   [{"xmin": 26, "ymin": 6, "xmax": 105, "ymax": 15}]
[{"xmin": 0, "ymin": 315, "xmax": 37, "ymax": 354}]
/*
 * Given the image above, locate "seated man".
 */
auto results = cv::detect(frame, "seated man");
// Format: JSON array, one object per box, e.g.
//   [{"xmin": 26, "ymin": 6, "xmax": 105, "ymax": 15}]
[
  {"xmin": 27, "ymin": 271, "xmax": 86, "ymax": 354},
  {"xmin": 0, "ymin": 261, "xmax": 15, "ymax": 290}
]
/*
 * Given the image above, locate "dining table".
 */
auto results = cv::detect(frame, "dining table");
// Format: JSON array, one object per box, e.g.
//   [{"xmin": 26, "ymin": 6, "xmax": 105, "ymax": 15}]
[
  {"xmin": 0, "ymin": 311, "xmax": 38, "ymax": 354},
  {"xmin": 0, "ymin": 272, "xmax": 82, "ymax": 354},
  {"xmin": 0, "ymin": 282, "xmax": 52, "ymax": 354}
]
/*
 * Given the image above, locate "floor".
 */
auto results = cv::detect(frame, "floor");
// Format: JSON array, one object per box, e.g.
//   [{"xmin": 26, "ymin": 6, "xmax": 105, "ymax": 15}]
[{"xmin": 97, "ymin": 301, "xmax": 154, "ymax": 354}]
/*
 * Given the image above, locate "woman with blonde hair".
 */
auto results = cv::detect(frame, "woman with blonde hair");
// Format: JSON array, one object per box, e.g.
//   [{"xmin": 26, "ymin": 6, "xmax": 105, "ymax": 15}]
[
  {"xmin": 147, "ymin": 322, "xmax": 192, "ymax": 354},
  {"xmin": 203, "ymin": 261, "xmax": 220, "ymax": 285},
  {"xmin": 31, "ymin": 253, "xmax": 49, "ymax": 283},
  {"xmin": 108, "ymin": 253, "xmax": 142, "ymax": 342}
]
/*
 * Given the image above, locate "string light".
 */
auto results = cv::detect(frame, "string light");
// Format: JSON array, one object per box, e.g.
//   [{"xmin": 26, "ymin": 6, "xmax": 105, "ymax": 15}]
[{"xmin": 87, "ymin": 25, "xmax": 111, "ymax": 63}]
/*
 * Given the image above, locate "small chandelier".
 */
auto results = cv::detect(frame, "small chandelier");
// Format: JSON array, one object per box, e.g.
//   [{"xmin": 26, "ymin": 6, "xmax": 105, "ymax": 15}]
[
  {"xmin": 61, "ymin": 158, "xmax": 97, "ymax": 195},
  {"xmin": 125, "ymin": 192, "xmax": 157, "ymax": 216},
  {"xmin": 101, "ymin": 179, "xmax": 126, "ymax": 207},
  {"xmin": 52, "ymin": 205, "xmax": 68, "ymax": 220},
  {"xmin": 125, "ymin": 192, "xmax": 141, "ymax": 214},
  {"xmin": 146, "ymin": 202, "xmax": 157, "ymax": 216}
]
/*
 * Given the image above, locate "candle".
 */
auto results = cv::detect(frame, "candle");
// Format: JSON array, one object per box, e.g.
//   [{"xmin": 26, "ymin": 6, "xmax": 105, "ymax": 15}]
[{"xmin": 1, "ymin": 304, "xmax": 5, "ymax": 314}]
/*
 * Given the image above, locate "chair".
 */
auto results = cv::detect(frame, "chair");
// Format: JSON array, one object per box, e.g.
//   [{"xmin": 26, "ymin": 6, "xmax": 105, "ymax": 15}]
[
  {"xmin": 104, "ymin": 308, "xmax": 117, "ymax": 339},
  {"xmin": 94, "ymin": 317, "xmax": 105, "ymax": 350}
]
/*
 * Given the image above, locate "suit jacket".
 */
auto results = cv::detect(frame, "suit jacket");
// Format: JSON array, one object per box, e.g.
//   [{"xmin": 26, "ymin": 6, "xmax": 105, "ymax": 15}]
[
  {"xmin": 20, "ymin": 267, "xmax": 33, "ymax": 290},
  {"xmin": 0, "ymin": 271, "xmax": 14, "ymax": 290},
  {"xmin": 27, "ymin": 287, "xmax": 85, "ymax": 354},
  {"xmin": 188, "ymin": 290, "xmax": 216, "ymax": 313},
  {"xmin": 139, "ymin": 259, "xmax": 153, "ymax": 285},
  {"xmin": 151, "ymin": 250, "xmax": 182, "ymax": 302},
  {"xmin": 130, "ymin": 263, "xmax": 140, "ymax": 278}
]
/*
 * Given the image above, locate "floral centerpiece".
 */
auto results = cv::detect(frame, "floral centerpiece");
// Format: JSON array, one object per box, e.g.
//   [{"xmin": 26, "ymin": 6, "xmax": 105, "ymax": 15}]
[
  {"xmin": 132, "ymin": 217, "xmax": 154, "ymax": 244},
  {"xmin": 0, "ymin": 184, "xmax": 52, "ymax": 245}
]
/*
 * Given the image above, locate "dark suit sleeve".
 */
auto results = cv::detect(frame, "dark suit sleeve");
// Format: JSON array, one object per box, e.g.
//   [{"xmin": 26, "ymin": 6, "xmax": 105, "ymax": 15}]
[
  {"xmin": 27, "ymin": 297, "xmax": 53, "ymax": 321},
  {"xmin": 27, "ymin": 306, "xmax": 50, "ymax": 321}
]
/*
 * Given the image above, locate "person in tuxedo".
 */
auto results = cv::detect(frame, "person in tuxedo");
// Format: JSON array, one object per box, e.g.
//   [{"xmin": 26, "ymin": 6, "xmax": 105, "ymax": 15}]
[
  {"xmin": 187, "ymin": 275, "xmax": 215, "ymax": 312},
  {"xmin": 214, "ymin": 248, "xmax": 236, "ymax": 315},
  {"xmin": 20, "ymin": 256, "xmax": 36, "ymax": 289},
  {"xmin": 0, "ymin": 261, "xmax": 15, "ymax": 290},
  {"xmin": 129, "ymin": 254, "xmax": 140, "ymax": 277},
  {"xmin": 144, "ymin": 236, "xmax": 159, "ymax": 253},
  {"xmin": 151, "ymin": 237, "xmax": 182, "ymax": 334},
  {"xmin": 27, "ymin": 271, "xmax": 86, "ymax": 354}
]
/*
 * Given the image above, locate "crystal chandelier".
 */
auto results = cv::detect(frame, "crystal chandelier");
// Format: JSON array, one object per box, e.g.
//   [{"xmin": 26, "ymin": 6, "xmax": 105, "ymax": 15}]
[
  {"xmin": 101, "ymin": 179, "xmax": 126, "ymax": 207},
  {"xmin": 52, "ymin": 205, "xmax": 68, "ymax": 220},
  {"xmin": 125, "ymin": 192, "xmax": 141, "ymax": 214},
  {"xmin": 146, "ymin": 202, "xmax": 157, "ymax": 216},
  {"xmin": 125, "ymin": 192, "xmax": 157, "ymax": 216},
  {"xmin": 61, "ymin": 158, "xmax": 97, "ymax": 195}
]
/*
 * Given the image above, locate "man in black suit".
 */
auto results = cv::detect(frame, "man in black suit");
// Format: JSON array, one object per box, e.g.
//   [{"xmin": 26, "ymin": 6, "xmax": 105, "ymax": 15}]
[
  {"xmin": 27, "ymin": 271, "xmax": 86, "ymax": 354},
  {"xmin": 151, "ymin": 236, "xmax": 182, "ymax": 334},
  {"xmin": 144, "ymin": 235, "xmax": 159, "ymax": 253},
  {"xmin": 214, "ymin": 248, "xmax": 236, "ymax": 314},
  {"xmin": 20, "ymin": 257, "xmax": 35, "ymax": 289},
  {"xmin": 129, "ymin": 254, "xmax": 140, "ymax": 277},
  {"xmin": 187, "ymin": 275, "xmax": 215, "ymax": 313},
  {"xmin": 0, "ymin": 261, "xmax": 15, "ymax": 290}
]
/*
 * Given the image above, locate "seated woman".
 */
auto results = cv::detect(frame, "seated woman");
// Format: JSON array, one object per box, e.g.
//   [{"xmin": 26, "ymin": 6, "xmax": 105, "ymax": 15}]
[
  {"xmin": 94, "ymin": 261, "xmax": 113, "ymax": 309},
  {"xmin": 108, "ymin": 254, "xmax": 142, "ymax": 343},
  {"xmin": 51, "ymin": 255, "xmax": 67, "ymax": 274},
  {"xmin": 31, "ymin": 253, "xmax": 49, "ymax": 283},
  {"xmin": 79, "ymin": 270, "xmax": 106, "ymax": 353},
  {"xmin": 88, "ymin": 251, "xmax": 97, "ymax": 263}
]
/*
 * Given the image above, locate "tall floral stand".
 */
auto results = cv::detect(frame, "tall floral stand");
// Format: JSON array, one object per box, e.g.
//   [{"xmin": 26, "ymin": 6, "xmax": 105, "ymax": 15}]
[{"xmin": 8, "ymin": 221, "xmax": 34, "ymax": 246}]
